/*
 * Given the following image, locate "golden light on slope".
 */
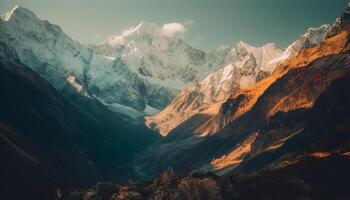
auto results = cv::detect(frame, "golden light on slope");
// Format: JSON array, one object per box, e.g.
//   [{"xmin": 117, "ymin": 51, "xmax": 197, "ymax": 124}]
[
  {"xmin": 146, "ymin": 27, "xmax": 349, "ymax": 137},
  {"xmin": 265, "ymin": 129, "xmax": 303, "ymax": 151},
  {"xmin": 193, "ymin": 29, "xmax": 350, "ymax": 135},
  {"xmin": 211, "ymin": 133, "xmax": 257, "ymax": 170},
  {"xmin": 233, "ymin": 29, "xmax": 349, "ymax": 118},
  {"xmin": 341, "ymin": 152, "xmax": 350, "ymax": 157},
  {"xmin": 145, "ymin": 86, "xmax": 226, "ymax": 136},
  {"xmin": 311, "ymin": 152, "xmax": 332, "ymax": 158}
]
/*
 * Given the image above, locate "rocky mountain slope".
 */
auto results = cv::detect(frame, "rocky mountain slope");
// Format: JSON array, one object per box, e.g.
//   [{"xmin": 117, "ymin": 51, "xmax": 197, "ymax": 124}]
[
  {"xmin": 0, "ymin": 57, "xmax": 160, "ymax": 200},
  {"xmin": 58, "ymin": 154, "xmax": 350, "ymax": 200},
  {"xmin": 136, "ymin": 6, "xmax": 350, "ymax": 179},
  {"xmin": 0, "ymin": 6, "xmax": 240, "ymax": 114},
  {"xmin": 90, "ymin": 21, "xmax": 228, "ymax": 86},
  {"xmin": 145, "ymin": 25, "xmax": 330, "ymax": 136},
  {"xmin": 59, "ymin": 41, "xmax": 350, "ymax": 200},
  {"xmin": 60, "ymin": 72, "xmax": 350, "ymax": 199},
  {"xmin": 2, "ymin": 3, "xmax": 350, "ymax": 200}
]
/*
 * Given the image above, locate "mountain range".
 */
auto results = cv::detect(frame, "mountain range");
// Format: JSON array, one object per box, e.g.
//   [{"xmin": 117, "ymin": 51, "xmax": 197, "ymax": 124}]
[
  {"xmin": 0, "ymin": 3, "xmax": 350, "ymax": 200},
  {"xmin": 135, "ymin": 5, "xmax": 350, "ymax": 178},
  {"xmin": 145, "ymin": 24, "xmax": 330, "ymax": 136},
  {"xmin": 0, "ymin": 6, "xmax": 235, "ymax": 115}
]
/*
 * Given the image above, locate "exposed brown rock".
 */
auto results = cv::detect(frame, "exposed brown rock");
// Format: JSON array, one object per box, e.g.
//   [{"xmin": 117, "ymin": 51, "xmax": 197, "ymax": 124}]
[{"xmin": 59, "ymin": 155, "xmax": 350, "ymax": 200}]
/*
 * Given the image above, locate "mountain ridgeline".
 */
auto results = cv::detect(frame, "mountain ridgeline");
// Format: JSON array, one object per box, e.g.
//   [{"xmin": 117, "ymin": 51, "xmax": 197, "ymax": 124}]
[
  {"xmin": 136, "ymin": 3, "xmax": 350, "ymax": 178},
  {"xmin": 0, "ymin": 3, "xmax": 350, "ymax": 200}
]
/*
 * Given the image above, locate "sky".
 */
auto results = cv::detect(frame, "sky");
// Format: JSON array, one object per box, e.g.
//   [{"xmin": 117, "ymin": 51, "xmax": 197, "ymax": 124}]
[{"xmin": 0, "ymin": 0, "xmax": 349, "ymax": 50}]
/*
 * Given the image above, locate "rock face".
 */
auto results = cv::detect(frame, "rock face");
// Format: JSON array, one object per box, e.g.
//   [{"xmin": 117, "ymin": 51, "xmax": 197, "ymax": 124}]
[
  {"xmin": 91, "ymin": 22, "xmax": 228, "ymax": 85},
  {"xmin": 58, "ymin": 155, "xmax": 350, "ymax": 200},
  {"xmin": 0, "ymin": 6, "xmax": 232, "ymax": 113},
  {"xmin": 59, "ymin": 65, "xmax": 350, "ymax": 200},
  {"xmin": 145, "ymin": 24, "xmax": 330, "ymax": 136},
  {"xmin": 57, "ymin": 169, "xmax": 222, "ymax": 200},
  {"xmin": 0, "ymin": 57, "xmax": 160, "ymax": 200},
  {"xmin": 2, "ymin": 3, "xmax": 350, "ymax": 200},
  {"xmin": 136, "ymin": 10, "xmax": 350, "ymax": 178}
]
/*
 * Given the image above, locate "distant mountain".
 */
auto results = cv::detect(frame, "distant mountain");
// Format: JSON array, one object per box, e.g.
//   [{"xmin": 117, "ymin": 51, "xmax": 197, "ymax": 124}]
[
  {"xmin": 145, "ymin": 25, "xmax": 329, "ymax": 136},
  {"xmin": 136, "ymin": 6, "xmax": 350, "ymax": 178},
  {"xmin": 0, "ymin": 57, "xmax": 160, "ymax": 200},
  {"xmin": 0, "ymin": 6, "xmax": 233, "ymax": 114},
  {"xmin": 90, "ymin": 21, "xmax": 228, "ymax": 85}
]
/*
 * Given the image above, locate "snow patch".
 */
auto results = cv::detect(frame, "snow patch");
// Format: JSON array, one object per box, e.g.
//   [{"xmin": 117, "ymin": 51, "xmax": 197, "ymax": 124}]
[
  {"xmin": 66, "ymin": 75, "xmax": 83, "ymax": 93},
  {"xmin": 219, "ymin": 64, "xmax": 233, "ymax": 84},
  {"xmin": 1, "ymin": 5, "xmax": 19, "ymax": 21},
  {"xmin": 106, "ymin": 35, "xmax": 124, "ymax": 46},
  {"xmin": 123, "ymin": 22, "xmax": 145, "ymax": 36},
  {"xmin": 102, "ymin": 55, "xmax": 116, "ymax": 60},
  {"xmin": 106, "ymin": 22, "xmax": 145, "ymax": 46}
]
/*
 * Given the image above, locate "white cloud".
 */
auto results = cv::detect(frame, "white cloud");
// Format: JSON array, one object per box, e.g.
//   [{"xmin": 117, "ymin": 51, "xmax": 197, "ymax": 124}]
[
  {"xmin": 107, "ymin": 21, "xmax": 193, "ymax": 45},
  {"xmin": 162, "ymin": 22, "xmax": 186, "ymax": 37}
]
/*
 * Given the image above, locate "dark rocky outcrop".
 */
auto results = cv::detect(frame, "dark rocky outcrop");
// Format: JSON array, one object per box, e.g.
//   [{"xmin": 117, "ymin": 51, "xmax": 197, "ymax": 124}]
[{"xmin": 58, "ymin": 154, "xmax": 350, "ymax": 200}]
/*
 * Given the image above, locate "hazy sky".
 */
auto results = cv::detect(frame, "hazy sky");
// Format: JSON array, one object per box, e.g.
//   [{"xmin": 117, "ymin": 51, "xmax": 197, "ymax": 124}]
[{"xmin": 0, "ymin": 0, "xmax": 348, "ymax": 50}]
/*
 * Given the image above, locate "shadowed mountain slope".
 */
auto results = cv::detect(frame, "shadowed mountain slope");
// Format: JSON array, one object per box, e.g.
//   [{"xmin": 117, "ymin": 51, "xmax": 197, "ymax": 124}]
[{"xmin": 0, "ymin": 57, "xmax": 160, "ymax": 200}]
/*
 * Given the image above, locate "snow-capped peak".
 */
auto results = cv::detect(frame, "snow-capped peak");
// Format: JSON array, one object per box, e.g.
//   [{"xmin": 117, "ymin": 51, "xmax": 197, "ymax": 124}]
[
  {"xmin": 0, "ymin": 5, "xmax": 229, "ymax": 114},
  {"xmin": 263, "ymin": 42, "xmax": 278, "ymax": 49},
  {"xmin": 122, "ymin": 21, "xmax": 161, "ymax": 38},
  {"xmin": 1, "ymin": 5, "xmax": 39, "ymax": 23},
  {"xmin": 126, "ymin": 21, "xmax": 146, "ymax": 35},
  {"xmin": 284, "ymin": 24, "xmax": 330, "ymax": 57},
  {"xmin": 133, "ymin": 22, "xmax": 160, "ymax": 34},
  {"xmin": 106, "ymin": 22, "xmax": 161, "ymax": 46},
  {"xmin": 235, "ymin": 41, "xmax": 253, "ymax": 49},
  {"xmin": 1, "ymin": 5, "xmax": 20, "ymax": 21}
]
